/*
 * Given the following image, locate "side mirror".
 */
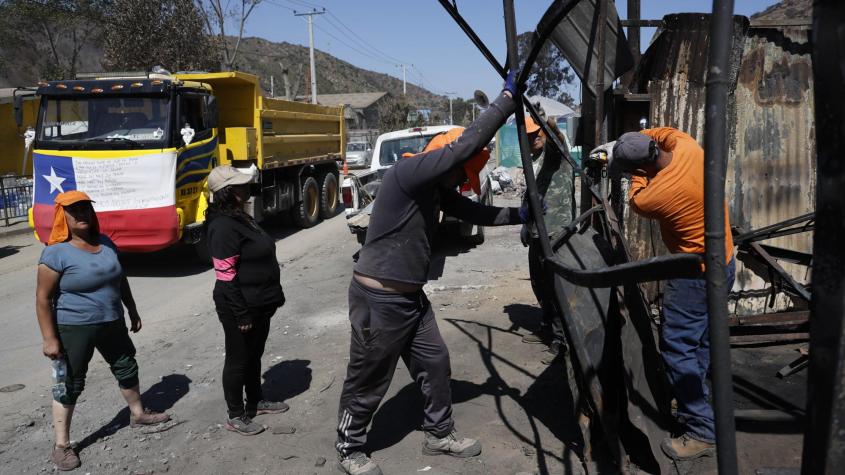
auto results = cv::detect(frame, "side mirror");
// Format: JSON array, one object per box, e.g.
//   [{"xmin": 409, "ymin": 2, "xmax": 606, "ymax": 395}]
[
  {"xmin": 13, "ymin": 95, "xmax": 24, "ymax": 127},
  {"xmin": 205, "ymin": 96, "xmax": 219, "ymax": 129}
]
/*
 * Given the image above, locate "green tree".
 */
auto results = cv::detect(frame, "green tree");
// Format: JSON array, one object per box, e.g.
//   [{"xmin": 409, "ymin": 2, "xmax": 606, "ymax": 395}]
[
  {"xmin": 377, "ymin": 96, "xmax": 411, "ymax": 132},
  {"xmin": 0, "ymin": 0, "xmax": 107, "ymax": 80},
  {"xmin": 518, "ymin": 31, "xmax": 576, "ymax": 108},
  {"xmin": 103, "ymin": 0, "xmax": 218, "ymax": 72}
]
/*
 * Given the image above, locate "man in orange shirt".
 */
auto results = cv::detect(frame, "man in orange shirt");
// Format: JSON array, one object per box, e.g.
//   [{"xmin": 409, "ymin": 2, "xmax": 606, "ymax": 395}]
[{"xmin": 595, "ymin": 127, "xmax": 735, "ymax": 461}]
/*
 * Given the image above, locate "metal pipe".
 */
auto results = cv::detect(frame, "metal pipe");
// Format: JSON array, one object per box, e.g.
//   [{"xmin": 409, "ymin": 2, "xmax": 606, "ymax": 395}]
[
  {"xmin": 801, "ymin": 0, "xmax": 845, "ymax": 472},
  {"xmin": 503, "ymin": 0, "xmax": 552, "ymax": 259},
  {"xmin": 703, "ymin": 0, "xmax": 738, "ymax": 473}
]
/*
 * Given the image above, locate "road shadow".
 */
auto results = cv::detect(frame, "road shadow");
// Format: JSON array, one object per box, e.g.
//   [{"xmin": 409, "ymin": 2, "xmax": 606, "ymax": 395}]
[
  {"xmin": 261, "ymin": 359, "xmax": 313, "ymax": 403},
  {"xmin": 366, "ymin": 317, "xmax": 583, "ymax": 473},
  {"xmin": 504, "ymin": 303, "xmax": 544, "ymax": 334},
  {"xmin": 77, "ymin": 374, "xmax": 191, "ymax": 452},
  {"xmin": 0, "ymin": 244, "xmax": 28, "ymax": 259},
  {"xmin": 444, "ymin": 318, "xmax": 584, "ymax": 474}
]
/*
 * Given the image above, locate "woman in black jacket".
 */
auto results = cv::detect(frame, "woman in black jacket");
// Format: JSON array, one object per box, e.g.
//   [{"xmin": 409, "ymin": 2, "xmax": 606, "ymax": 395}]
[{"xmin": 205, "ymin": 166, "xmax": 287, "ymax": 435}]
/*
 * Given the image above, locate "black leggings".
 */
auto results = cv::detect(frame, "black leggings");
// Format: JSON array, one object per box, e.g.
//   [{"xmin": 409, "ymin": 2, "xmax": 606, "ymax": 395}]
[{"xmin": 218, "ymin": 310, "xmax": 273, "ymax": 418}]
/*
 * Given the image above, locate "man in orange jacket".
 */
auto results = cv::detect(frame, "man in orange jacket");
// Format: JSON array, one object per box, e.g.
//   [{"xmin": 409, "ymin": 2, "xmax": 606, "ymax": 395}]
[{"xmin": 593, "ymin": 127, "xmax": 735, "ymax": 461}]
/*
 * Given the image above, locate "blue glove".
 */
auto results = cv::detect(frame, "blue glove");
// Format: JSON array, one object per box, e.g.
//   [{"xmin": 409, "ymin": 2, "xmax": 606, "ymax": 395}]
[
  {"xmin": 503, "ymin": 68, "xmax": 518, "ymax": 96},
  {"xmin": 518, "ymin": 200, "xmax": 547, "ymax": 223}
]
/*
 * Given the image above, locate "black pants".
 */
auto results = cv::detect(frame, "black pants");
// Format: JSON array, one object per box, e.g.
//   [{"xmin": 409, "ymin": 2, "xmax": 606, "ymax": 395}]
[
  {"xmin": 336, "ymin": 278, "xmax": 454, "ymax": 457},
  {"xmin": 218, "ymin": 309, "xmax": 274, "ymax": 418},
  {"xmin": 528, "ymin": 238, "xmax": 565, "ymax": 343}
]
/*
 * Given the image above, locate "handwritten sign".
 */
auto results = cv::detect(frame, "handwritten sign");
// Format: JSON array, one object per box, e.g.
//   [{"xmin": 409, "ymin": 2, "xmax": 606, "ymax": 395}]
[{"xmin": 72, "ymin": 152, "xmax": 176, "ymax": 212}]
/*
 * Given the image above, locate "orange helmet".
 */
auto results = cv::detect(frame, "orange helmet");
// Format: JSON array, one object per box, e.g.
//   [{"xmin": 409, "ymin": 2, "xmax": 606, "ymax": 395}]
[{"xmin": 422, "ymin": 128, "xmax": 490, "ymax": 195}]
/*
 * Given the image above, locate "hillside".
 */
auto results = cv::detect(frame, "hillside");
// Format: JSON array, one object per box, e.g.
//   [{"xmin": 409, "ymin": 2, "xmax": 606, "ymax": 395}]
[{"xmin": 0, "ymin": 35, "xmax": 446, "ymax": 110}]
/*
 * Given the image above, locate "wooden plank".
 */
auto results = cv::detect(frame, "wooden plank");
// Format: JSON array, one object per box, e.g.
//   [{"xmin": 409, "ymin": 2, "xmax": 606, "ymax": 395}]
[{"xmin": 749, "ymin": 18, "xmax": 811, "ymax": 28}]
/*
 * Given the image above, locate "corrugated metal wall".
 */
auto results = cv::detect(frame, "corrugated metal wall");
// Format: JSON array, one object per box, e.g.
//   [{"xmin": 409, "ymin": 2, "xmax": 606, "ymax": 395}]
[{"xmin": 623, "ymin": 14, "xmax": 815, "ymax": 314}]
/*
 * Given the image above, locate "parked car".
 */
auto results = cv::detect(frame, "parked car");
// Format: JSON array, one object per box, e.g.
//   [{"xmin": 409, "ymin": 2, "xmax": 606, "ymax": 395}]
[
  {"xmin": 342, "ymin": 125, "xmax": 492, "ymax": 245},
  {"xmin": 345, "ymin": 141, "xmax": 372, "ymax": 169}
]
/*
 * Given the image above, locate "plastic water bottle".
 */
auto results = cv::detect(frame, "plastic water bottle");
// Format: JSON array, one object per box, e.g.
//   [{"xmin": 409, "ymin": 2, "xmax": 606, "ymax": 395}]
[{"xmin": 51, "ymin": 358, "xmax": 67, "ymax": 399}]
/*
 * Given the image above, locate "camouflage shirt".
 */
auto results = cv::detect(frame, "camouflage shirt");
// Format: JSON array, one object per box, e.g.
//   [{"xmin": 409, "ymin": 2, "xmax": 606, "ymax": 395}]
[{"xmin": 522, "ymin": 142, "xmax": 575, "ymax": 238}]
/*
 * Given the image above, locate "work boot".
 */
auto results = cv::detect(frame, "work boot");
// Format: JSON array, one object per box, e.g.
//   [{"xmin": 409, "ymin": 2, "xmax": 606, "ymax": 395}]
[
  {"xmin": 246, "ymin": 400, "xmax": 289, "ymax": 417},
  {"xmin": 661, "ymin": 433, "xmax": 715, "ymax": 460},
  {"xmin": 129, "ymin": 409, "xmax": 171, "ymax": 428},
  {"xmin": 541, "ymin": 340, "xmax": 566, "ymax": 365},
  {"xmin": 422, "ymin": 430, "xmax": 482, "ymax": 457},
  {"xmin": 51, "ymin": 444, "xmax": 81, "ymax": 471},
  {"xmin": 225, "ymin": 416, "xmax": 265, "ymax": 436},
  {"xmin": 338, "ymin": 451, "xmax": 382, "ymax": 475}
]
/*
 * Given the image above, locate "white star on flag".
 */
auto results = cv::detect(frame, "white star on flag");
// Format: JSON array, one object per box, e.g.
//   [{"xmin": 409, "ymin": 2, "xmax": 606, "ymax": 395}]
[{"xmin": 43, "ymin": 167, "xmax": 66, "ymax": 194}]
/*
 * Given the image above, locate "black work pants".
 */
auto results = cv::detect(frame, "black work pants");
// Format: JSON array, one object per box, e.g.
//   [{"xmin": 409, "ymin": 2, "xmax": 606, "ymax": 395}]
[
  {"xmin": 336, "ymin": 278, "xmax": 454, "ymax": 457},
  {"xmin": 218, "ymin": 308, "xmax": 274, "ymax": 418},
  {"xmin": 528, "ymin": 238, "xmax": 565, "ymax": 343}
]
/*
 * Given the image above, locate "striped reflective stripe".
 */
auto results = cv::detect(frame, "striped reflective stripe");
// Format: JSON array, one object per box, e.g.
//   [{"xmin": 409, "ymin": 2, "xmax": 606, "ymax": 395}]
[{"xmin": 336, "ymin": 410, "xmax": 352, "ymax": 455}]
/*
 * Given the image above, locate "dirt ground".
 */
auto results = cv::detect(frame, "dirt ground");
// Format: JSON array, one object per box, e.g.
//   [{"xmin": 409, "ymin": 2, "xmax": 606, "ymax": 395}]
[{"xmin": 0, "ymin": 194, "xmax": 808, "ymax": 474}]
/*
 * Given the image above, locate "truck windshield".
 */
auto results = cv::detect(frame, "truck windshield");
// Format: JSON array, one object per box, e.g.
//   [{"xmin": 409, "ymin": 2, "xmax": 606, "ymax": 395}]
[
  {"xmin": 38, "ymin": 95, "xmax": 170, "ymax": 149},
  {"xmin": 378, "ymin": 135, "xmax": 436, "ymax": 166}
]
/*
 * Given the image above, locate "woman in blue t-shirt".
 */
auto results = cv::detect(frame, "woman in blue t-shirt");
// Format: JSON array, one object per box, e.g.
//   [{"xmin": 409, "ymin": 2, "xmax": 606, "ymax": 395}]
[{"xmin": 35, "ymin": 191, "xmax": 170, "ymax": 472}]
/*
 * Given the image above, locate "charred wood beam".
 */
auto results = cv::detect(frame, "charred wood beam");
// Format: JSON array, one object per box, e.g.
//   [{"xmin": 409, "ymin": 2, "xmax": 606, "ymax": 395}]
[{"xmin": 728, "ymin": 311, "xmax": 810, "ymax": 328}]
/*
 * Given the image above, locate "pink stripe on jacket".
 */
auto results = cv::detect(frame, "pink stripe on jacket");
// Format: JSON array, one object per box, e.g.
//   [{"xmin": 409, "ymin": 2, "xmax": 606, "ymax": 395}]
[{"xmin": 213, "ymin": 255, "xmax": 240, "ymax": 281}]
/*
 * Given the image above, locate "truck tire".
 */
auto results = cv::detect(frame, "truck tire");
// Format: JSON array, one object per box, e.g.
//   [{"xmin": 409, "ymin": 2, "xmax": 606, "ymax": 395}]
[
  {"xmin": 292, "ymin": 176, "xmax": 321, "ymax": 228},
  {"xmin": 319, "ymin": 171, "xmax": 339, "ymax": 219}
]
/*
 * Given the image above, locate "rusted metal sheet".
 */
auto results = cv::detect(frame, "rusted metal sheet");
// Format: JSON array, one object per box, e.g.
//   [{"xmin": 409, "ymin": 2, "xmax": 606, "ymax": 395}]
[{"xmin": 622, "ymin": 12, "xmax": 815, "ymax": 315}]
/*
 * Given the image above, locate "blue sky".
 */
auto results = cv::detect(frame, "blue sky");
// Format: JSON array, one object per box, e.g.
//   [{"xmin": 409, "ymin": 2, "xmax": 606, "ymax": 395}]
[{"xmin": 244, "ymin": 1, "xmax": 780, "ymax": 100}]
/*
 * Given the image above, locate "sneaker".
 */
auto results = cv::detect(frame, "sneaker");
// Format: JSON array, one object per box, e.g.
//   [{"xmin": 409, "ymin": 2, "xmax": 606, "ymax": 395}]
[
  {"xmin": 225, "ymin": 416, "xmax": 265, "ymax": 436},
  {"xmin": 246, "ymin": 400, "xmax": 290, "ymax": 417},
  {"xmin": 422, "ymin": 430, "xmax": 482, "ymax": 457},
  {"xmin": 521, "ymin": 332, "xmax": 548, "ymax": 344},
  {"xmin": 129, "ymin": 409, "xmax": 171, "ymax": 428},
  {"xmin": 51, "ymin": 444, "xmax": 81, "ymax": 471},
  {"xmin": 338, "ymin": 451, "xmax": 382, "ymax": 475},
  {"xmin": 661, "ymin": 433, "xmax": 715, "ymax": 460}
]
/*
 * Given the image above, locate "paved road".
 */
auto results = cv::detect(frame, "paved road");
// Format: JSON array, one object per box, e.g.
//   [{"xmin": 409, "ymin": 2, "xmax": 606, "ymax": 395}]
[{"xmin": 0, "ymin": 199, "xmax": 584, "ymax": 474}]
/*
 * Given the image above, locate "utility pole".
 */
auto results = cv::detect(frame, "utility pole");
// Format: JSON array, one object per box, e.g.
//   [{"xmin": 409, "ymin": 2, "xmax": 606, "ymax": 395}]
[
  {"xmin": 294, "ymin": 8, "xmax": 325, "ymax": 104},
  {"xmin": 270, "ymin": 75, "xmax": 274, "ymax": 97},
  {"xmin": 396, "ymin": 64, "xmax": 409, "ymax": 95},
  {"xmin": 445, "ymin": 92, "xmax": 456, "ymax": 124}
]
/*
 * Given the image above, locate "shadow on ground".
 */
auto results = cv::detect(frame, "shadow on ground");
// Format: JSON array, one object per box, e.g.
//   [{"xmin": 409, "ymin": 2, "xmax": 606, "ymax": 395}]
[
  {"xmin": 77, "ymin": 374, "xmax": 191, "ymax": 452},
  {"xmin": 261, "ymin": 359, "xmax": 313, "ymax": 403}
]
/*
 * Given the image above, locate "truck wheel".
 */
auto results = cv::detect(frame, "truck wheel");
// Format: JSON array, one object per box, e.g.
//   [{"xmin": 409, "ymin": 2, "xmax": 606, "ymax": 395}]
[
  {"xmin": 292, "ymin": 176, "xmax": 321, "ymax": 228},
  {"xmin": 319, "ymin": 172, "xmax": 339, "ymax": 219}
]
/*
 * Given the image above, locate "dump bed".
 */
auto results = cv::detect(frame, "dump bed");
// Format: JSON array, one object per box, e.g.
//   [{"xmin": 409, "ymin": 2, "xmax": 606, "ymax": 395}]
[{"xmin": 174, "ymin": 72, "xmax": 345, "ymax": 170}]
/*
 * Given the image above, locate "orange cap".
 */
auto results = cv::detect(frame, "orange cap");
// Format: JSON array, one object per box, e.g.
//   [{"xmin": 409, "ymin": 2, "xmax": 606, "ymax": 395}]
[
  {"xmin": 422, "ymin": 128, "xmax": 491, "ymax": 195},
  {"xmin": 524, "ymin": 115, "xmax": 545, "ymax": 136},
  {"xmin": 48, "ymin": 191, "xmax": 97, "ymax": 245}
]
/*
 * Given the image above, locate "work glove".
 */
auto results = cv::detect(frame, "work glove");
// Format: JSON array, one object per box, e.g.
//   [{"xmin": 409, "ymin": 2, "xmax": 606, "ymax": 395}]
[
  {"xmin": 588, "ymin": 140, "xmax": 617, "ymax": 170},
  {"xmin": 518, "ymin": 200, "xmax": 547, "ymax": 224},
  {"xmin": 503, "ymin": 68, "xmax": 518, "ymax": 97}
]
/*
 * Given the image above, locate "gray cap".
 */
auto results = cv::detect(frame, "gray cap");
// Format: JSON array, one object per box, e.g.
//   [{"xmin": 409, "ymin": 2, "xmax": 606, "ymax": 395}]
[
  {"xmin": 207, "ymin": 165, "xmax": 253, "ymax": 193},
  {"xmin": 611, "ymin": 132, "xmax": 658, "ymax": 172}
]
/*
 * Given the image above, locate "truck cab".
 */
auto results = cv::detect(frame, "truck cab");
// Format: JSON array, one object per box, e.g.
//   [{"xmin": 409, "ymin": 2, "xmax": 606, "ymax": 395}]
[{"xmin": 30, "ymin": 74, "xmax": 218, "ymax": 251}]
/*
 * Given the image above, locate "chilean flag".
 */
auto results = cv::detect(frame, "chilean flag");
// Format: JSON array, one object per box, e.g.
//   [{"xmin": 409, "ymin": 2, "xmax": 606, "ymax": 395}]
[{"xmin": 32, "ymin": 151, "xmax": 180, "ymax": 252}]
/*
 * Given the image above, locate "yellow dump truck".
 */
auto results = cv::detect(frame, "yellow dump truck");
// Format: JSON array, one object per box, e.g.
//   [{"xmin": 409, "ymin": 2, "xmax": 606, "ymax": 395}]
[{"xmin": 26, "ymin": 71, "xmax": 345, "ymax": 252}]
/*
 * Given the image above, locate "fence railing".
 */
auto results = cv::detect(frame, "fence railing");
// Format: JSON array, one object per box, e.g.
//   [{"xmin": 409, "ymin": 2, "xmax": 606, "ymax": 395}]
[{"xmin": 0, "ymin": 175, "xmax": 33, "ymax": 226}]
